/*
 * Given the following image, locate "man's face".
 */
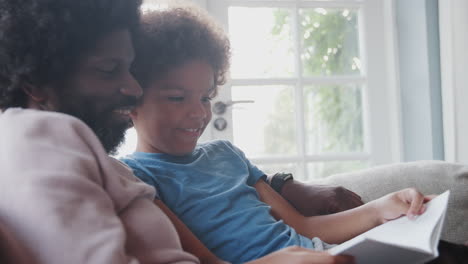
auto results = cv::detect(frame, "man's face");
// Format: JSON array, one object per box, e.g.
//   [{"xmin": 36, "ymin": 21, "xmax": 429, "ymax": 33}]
[{"xmin": 55, "ymin": 29, "xmax": 142, "ymax": 154}]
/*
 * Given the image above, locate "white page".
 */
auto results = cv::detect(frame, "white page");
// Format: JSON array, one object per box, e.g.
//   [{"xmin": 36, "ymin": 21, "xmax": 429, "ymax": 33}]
[
  {"xmin": 330, "ymin": 190, "xmax": 450, "ymax": 255},
  {"xmin": 364, "ymin": 190, "xmax": 449, "ymax": 252}
]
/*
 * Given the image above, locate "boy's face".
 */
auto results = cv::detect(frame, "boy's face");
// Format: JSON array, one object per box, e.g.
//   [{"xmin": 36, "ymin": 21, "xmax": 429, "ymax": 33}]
[
  {"xmin": 53, "ymin": 29, "xmax": 142, "ymax": 154},
  {"xmin": 132, "ymin": 60, "xmax": 215, "ymax": 156}
]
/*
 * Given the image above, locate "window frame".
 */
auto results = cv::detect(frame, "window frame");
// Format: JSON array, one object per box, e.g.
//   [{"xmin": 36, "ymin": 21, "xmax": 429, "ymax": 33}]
[{"xmin": 206, "ymin": 0, "xmax": 401, "ymax": 175}]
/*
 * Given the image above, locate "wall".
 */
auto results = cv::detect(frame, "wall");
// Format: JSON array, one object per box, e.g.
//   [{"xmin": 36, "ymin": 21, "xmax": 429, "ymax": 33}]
[
  {"xmin": 439, "ymin": 0, "xmax": 468, "ymax": 163},
  {"xmin": 395, "ymin": 0, "xmax": 444, "ymax": 161}
]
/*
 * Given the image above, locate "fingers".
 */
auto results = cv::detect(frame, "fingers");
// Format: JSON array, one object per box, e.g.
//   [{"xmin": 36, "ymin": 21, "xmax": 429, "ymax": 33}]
[
  {"xmin": 403, "ymin": 188, "xmax": 425, "ymax": 220},
  {"xmin": 349, "ymin": 191, "xmax": 363, "ymax": 203},
  {"xmin": 329, "ymin": 188, "xmax": 364, "ymax": 213},
  {"xmin": 342, "ymin": 190, "xmax": 364, "ymax": 209},
  {"xmin": 301, "ymin": 251, "xmax": 355, "ymax": 264},
  {"xmin": 424, "ymin": 194, "xmax": 437, "ymax": 202},
  {"xmin": 335, "ymin": 255, "xmax": 356, "ymax": 264},
  {"xmin": 277, "ymin": 247, "xmax": 356, "ymax": 264}
]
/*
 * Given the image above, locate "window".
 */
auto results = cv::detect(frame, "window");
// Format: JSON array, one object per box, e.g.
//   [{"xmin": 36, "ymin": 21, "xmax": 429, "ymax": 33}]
[{"xmin": 205, "ymin": 0, "xmax": 401, "ymax": 180}]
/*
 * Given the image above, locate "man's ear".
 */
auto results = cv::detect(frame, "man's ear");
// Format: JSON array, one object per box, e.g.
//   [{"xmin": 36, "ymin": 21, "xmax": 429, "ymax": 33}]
[{"xmin": 21, "ymin": 82, "xmax": 48, "ymax": 103}]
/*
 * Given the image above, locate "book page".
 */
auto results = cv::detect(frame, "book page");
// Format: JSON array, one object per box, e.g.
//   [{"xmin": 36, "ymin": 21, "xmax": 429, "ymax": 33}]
[
  {"xmin": 329, "ymin": 190, "xmax": 450, "ymax": 258},
  {"xmin": 364, "ymin": 190, "xmax": 449, "ymax": 253}
]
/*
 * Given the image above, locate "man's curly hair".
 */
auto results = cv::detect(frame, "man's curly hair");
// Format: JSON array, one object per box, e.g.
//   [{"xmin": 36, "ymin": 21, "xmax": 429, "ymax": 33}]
[
  {"xmin": 132, "ymin": 4, "xmax": 231, "ymax": 94},
  {"xmin": 0, "ymin": 0, "xmax": 142, "ymax": 109}
]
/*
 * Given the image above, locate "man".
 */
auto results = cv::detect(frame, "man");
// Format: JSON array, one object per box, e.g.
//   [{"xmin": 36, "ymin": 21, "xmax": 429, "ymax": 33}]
[
  {"xmin": 0, "ymin": 0, "xmax": 199, "ymax": 263},
  {"xmin": 0, "ymin": 0, "xmax": 358, "ymax": 263}
]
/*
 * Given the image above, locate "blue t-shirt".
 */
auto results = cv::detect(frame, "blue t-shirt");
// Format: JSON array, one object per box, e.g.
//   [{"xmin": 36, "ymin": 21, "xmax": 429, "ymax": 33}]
[{"xmin": 121, "ymin": 140, "xmax": 324, "ymax": 263}]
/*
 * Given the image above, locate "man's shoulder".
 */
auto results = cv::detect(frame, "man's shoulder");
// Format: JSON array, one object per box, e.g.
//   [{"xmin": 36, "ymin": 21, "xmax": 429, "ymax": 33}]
[
  {"xmin": 1, "ymin": 108, "xmax": 102, "ymax": 154},
  {"xmin": 1, "ymin": 108, "xmax": 89, "ymax": 132}
]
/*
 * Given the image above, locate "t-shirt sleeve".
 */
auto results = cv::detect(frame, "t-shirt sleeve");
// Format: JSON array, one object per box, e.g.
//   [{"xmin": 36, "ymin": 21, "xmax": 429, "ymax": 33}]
[{"xmin": 220, "ymin": 140, "xmax": 266, "ymax": 186}]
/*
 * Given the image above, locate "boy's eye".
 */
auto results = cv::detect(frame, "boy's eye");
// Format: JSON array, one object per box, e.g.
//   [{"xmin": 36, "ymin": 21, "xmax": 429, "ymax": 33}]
[
  {"xmin": 202, "ymin": 96, "xmax": 212, "ymax": 103},
  {"xmin": 168, "ymin": 96, "xmax": 184, "ymax": 102}
]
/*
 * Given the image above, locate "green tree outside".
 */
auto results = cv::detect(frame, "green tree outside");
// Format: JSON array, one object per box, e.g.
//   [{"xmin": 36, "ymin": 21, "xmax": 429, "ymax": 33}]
[{"xmin": 265, "ymin": 8, "xmax": 366, "ymax": 178}]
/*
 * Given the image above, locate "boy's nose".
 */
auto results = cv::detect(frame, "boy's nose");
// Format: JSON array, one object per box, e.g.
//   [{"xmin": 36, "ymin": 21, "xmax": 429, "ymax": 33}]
[{"xmin": 189, "ymin": 102, "xmax": 208, "ymax": 119}]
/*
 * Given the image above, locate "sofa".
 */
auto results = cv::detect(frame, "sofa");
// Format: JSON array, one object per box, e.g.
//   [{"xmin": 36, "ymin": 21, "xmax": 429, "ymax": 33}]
[{"xmin": 313, "ymin": 160, "xmax": 468, "ymax": 244}]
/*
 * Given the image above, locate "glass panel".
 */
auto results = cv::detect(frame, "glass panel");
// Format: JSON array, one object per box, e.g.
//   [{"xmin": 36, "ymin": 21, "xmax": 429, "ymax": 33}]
[
  {"xmin": 228, "ymin": 7, "xmax": 295, "ymax": 78},
  {"xmin": 141, "ymin": 0, "xmax": 168, "ymax": 12},
  {"xmin": 256, "ymin": 163, "xmax": 301, "ymax": 179},
  {"xmin": 306, "ymin": 160, "xmax": 368, "ymax": 180},
  {"xmin": 115, "ymin": 128, "xmax": 137, "ymax": 158},
  {"xmin": 231, "ymin": 85, "xmax": 296, "ymax": 157},
  {"xmin": 304, "ymin": 84, "xmax": 364, "ymax": 153},
  {"xmin": 299, "ymin": 8, "xmax": 360, "ymax": 76}
]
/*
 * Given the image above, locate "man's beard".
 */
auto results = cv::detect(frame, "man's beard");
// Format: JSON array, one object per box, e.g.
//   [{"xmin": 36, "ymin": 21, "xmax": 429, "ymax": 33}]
[
  {"xmin": 57, "ymin": 94, "xmax": 137, "ymax": 155},
  {"xmin": 84, "ymin": 112, "xmax": 133, "ymax": 155}
]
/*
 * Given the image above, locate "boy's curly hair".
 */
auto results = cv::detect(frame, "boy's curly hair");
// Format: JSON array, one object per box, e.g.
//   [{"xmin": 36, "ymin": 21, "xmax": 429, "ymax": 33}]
[
  {"xmin": 132, "ymin": 4, "xmax": 231, "ymax": 94},
  {"xmin": 0, "ymin": 0, "xmax": 142, "ymax": 109}
]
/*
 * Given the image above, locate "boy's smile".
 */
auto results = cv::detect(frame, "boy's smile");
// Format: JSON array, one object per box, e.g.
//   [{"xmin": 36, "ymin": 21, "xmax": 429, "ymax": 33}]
[{"xmin": 132, "ymin": 60, "xmax": 215, "ymax": 156}]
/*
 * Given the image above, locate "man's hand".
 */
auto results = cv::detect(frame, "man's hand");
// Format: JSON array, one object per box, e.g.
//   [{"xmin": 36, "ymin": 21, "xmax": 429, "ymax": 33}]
[
  {"xmin": 280, "ymin": 180, "xmax": 364, "ymax": 216},
  {"xmin": 246, "ymin": 246, "xmax": 355, "ymax": 264}
]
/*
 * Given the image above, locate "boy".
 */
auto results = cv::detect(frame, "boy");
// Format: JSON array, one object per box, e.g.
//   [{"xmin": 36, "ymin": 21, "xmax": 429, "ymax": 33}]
[{"xmin": 122, "ymin": 6, "xmax": 429, "ymax": 264}]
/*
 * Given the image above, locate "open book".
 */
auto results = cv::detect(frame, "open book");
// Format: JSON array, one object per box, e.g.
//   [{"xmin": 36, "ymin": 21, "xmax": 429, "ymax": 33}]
[{"xmin": 329, "ymin": 190, "xmax": 450, "ymax": 264}]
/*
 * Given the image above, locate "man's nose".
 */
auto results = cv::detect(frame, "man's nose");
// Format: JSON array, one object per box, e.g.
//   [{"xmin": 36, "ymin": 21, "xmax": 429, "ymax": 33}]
[{"xmin": 120, "ymin": 73, "xmax": 143, "ymax": 98}]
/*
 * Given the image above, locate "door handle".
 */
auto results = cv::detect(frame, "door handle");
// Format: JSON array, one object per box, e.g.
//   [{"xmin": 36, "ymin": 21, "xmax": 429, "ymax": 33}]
[{"xmin": 212, "ymin": 100, "xmax": 255, "ymax": 115}]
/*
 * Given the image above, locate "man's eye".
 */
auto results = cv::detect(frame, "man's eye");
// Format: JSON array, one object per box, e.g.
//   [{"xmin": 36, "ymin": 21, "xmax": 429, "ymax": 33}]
[
  {"xmin": 96, "ymin": 64, "xmax": 118, "ymax": 74},
  {"xmin": 168, "ymin": 96, "xmax": 184, "ymax": 102},
  {"xmin": 98, "ymin": 68, "xmax": 116, "ymax": 74}
]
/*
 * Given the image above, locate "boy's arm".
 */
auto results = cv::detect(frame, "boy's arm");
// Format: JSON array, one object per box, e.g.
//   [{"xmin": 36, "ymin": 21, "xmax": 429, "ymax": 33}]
[
  {"xmin": 266, "ymin": 174, "xmax": 363, "ymax": 216},
  {"xmin": 255, "ymin": 180, "xmax": 380, "ymax": 244},
  {"xmin": 153, "ymin": 200, "xmax": 228, "ymax": 264},
  {"xmin": 154, "ymin": 200, "xmax": 355, "ymax": 264}
]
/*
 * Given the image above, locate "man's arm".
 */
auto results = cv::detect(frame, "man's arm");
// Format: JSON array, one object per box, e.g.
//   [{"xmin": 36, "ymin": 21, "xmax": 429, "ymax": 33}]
[{"xmin": 266, "ymin": 174, "xmax": 364, "ymax": 216}]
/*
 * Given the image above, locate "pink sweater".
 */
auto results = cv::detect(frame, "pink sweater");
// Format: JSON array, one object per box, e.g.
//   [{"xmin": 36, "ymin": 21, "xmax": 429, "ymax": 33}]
[{"xmin": 0, "ymin": 108, "xmax": 199, "ymax": 264}]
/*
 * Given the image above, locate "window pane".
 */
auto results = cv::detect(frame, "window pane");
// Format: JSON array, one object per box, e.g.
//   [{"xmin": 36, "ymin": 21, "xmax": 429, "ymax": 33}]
[
  {"xmin": 306, "ymin": 160, "xmax": 368, "ymax": 180},
  {"xmin": 115, "ymin": 128, "xmax": 137, "ymax": 158},
  {"xmin": 299, "ymin": 8, "xmax": 361, "ymax": 76},
  {"xmin": 229, "ymin": 7, "xmax": 295, "ymax": 78},
  {"xmin": 231, "ymin": 85, "xmax": 296, "ymax": 157},
  {"xmin": 304, "ymin": 84, "xmax": 364, "ymax": 153}
]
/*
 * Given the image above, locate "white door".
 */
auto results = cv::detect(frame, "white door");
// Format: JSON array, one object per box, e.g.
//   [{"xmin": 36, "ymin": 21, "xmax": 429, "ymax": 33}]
[{"xmin": 118, "ymin": 0, "xmax": 402, "ymax": 182}]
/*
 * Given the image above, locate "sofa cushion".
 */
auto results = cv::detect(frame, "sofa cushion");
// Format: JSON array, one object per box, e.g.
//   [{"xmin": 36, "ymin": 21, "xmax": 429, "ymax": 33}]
[{"xmin": 312, "ymin": 160, "xmax": 468, "ymax": 244}]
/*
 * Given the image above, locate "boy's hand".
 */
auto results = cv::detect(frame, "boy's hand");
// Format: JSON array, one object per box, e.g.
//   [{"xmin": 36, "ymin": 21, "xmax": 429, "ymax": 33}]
[
  {"xmin": 371, "ymin": 188, "xmax": 431, "ymax": 224},
  {"xmin": 280, "ymin": 180, "xmax": 364, "ymax": 216}
]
